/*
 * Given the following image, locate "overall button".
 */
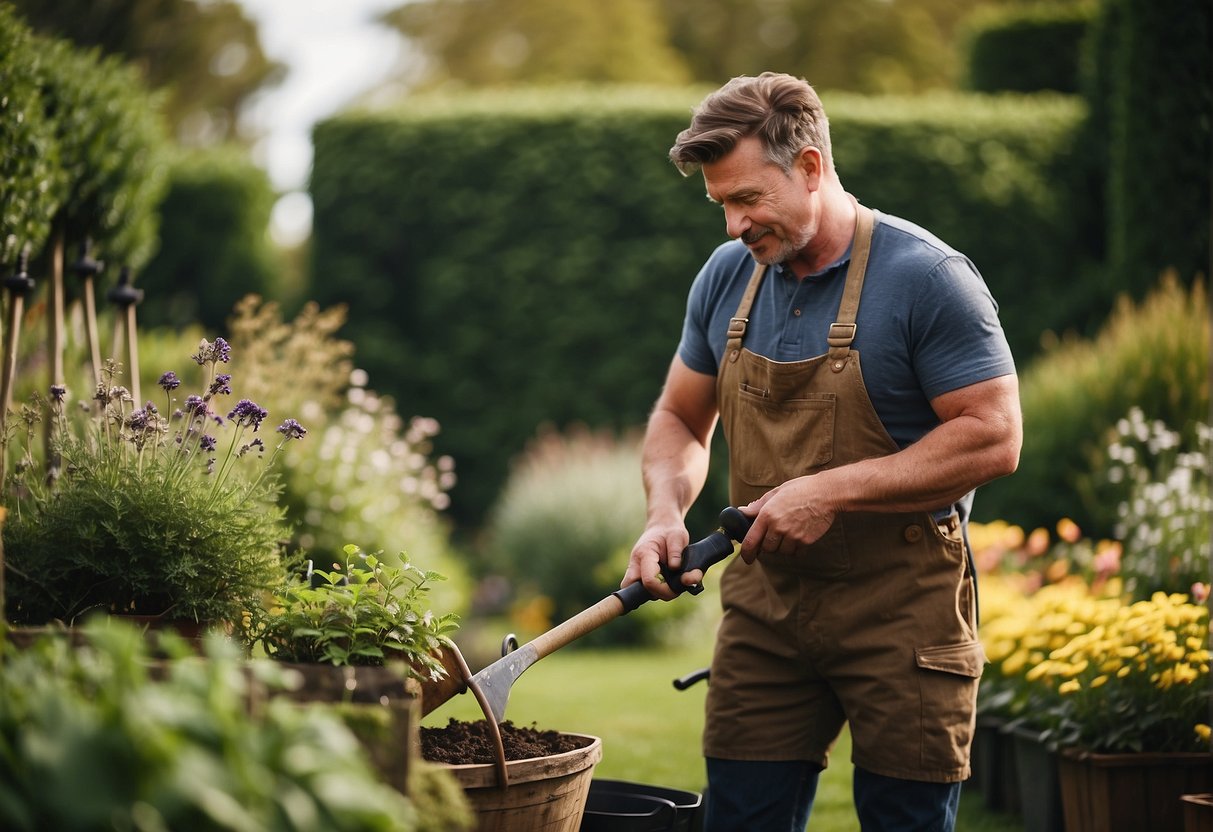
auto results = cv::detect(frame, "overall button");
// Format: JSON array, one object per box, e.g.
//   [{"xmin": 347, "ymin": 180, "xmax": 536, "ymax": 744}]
[{"xmin": 903, "ymin": 524, "xmax": 923, "ymax": 543}]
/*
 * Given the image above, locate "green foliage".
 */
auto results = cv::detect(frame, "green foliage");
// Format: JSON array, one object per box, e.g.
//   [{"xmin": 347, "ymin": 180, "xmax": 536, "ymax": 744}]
[
  {"xmin": 0, "ymin": 6, "xmax": 59, "ymax": 266},
  {"xmin": 8, "ymin": 0, "xmax": 283, "ymax": 146},
  {"xmin": 309, "ymin": 86, "xmax": 1091, "ymax": 531},
  {"xmin": 960, "ymin": 2, "xmax": 1097, "ymax": 93},
  {"xmin": 3, "ymin": 341, "xmax": 299, "ymax": 625},
  {"xmin": 482, "ymin": 426, "xmax": 708, "ymax": 645},
  {"xmin": 222, "ymin": 296, "xmax": 467, "ymax": 613},
  {"xmin": 0, "ymin": 620, "xmax": 426, "ymax": 831},
  {"xmin": 138, "ymin": 146, "xmax": 282, "ymax": 330},
  {"xmin": 247, "ymin": 543, "xmax": 459, "ymax": 675},
  {"xmin": 34, "ymin": 32, "xmax": 170, "ymax": 269},
  {"xmin": 1104, "ymin": 0, "xmax": 1212, "ymax": 298},
  {"xmin": 384, "ymin": 0, "xmax": 690, "ymax": 87},
  {"xmin": 975, "ymin": 275, "xmax": 1210, "ymax": 538}
]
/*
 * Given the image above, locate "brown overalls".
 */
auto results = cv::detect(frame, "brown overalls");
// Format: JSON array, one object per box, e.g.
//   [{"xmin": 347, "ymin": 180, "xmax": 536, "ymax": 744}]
[{"xmin": 702, "ymin": 204, "xmax": 985, "ymax": 783}]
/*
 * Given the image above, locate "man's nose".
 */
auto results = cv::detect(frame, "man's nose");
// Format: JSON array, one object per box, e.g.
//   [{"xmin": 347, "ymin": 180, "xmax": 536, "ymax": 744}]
[{"xmin": 724, "ymin": 205, "xmax": 749, "ymax": 240}]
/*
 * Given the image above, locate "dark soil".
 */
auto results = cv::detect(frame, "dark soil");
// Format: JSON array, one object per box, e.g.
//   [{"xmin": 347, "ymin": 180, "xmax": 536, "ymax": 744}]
[{"xmin": 421, "ymin": 718, "xmax": 589, "ymax": 765}]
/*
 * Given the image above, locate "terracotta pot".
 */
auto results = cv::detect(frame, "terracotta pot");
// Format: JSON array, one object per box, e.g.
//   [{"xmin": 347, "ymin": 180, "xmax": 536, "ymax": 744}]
[
  {"xmin": 1058, "ymin": 748, "xmax": 1213, "ymax": 832},
  {"xmin": 439, "ymin": 733, "xmax": 603, "ymax": 832}
]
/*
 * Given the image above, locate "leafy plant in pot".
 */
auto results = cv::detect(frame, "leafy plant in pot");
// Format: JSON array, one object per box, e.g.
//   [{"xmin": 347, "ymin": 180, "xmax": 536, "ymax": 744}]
[
  {"xmin": 3, "ymin": 338, "xmax": 303, "ymax": 632},
  {"xmin": 243, "ymin": 543, "xmax": 463, "ymax": 794}
]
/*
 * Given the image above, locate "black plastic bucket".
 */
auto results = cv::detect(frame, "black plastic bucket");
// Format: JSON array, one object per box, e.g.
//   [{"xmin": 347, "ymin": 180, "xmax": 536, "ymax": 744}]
[{"xmin": 579, "ymin": 779, "xmax": 704, "ymax": 832}]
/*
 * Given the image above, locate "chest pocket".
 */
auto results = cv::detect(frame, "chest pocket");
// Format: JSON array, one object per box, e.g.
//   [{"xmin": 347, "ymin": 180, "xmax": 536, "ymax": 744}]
[{"xmin": 729, "ymin": 385, "xmax": 836, "ymax": 488}]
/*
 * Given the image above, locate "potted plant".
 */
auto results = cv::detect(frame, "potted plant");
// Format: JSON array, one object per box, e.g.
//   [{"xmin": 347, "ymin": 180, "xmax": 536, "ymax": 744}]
[
  {"xmin": 3, "ymin": 338, "xmax": 303, "ymax": 633},
  {"xmin": 985, "ymin": 578, "xmax": 1212, "ymax": 832},
  {"xmin": 243, "ymin": 543, "xmax": 461, "ymax": 790}
]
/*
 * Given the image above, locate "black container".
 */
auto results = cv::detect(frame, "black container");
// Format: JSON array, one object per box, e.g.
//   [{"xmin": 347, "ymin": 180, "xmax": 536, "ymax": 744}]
[{"xmin": 580, "ymin": 779, "xmax": 704, "ymax": 832}]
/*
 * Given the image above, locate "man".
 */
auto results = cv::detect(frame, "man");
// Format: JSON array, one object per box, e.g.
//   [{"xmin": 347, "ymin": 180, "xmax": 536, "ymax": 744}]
[{"xmin": 620, "ymin": 73, "xmax": 1022, "ymax": 831}]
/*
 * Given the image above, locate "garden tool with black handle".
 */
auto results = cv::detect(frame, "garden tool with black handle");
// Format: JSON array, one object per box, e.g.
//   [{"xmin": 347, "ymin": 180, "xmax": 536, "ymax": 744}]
[{"xmin": 420, "ymin": 506, "xmax": 754, "ymax": 722}]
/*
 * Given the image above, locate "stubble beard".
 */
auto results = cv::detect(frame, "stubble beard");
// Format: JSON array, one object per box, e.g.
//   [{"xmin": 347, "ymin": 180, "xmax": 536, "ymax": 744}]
[{"xmin": 744, "ymin": 223, "xmax": 814, "ymax": 267}]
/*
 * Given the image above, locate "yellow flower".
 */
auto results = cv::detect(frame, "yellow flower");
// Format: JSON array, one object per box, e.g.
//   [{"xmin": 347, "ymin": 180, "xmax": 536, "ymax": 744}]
[
  {"xmin": 1090, "ymin": 675, "xmax": 1109, "ymax": 688},
  {"xmin": 1059, "ymin": 679, "xmax": 1081, "ymax": 695},
  {"xmin": 1196, "ymin": 724, "xmax": 1211, "ymax": 743}
]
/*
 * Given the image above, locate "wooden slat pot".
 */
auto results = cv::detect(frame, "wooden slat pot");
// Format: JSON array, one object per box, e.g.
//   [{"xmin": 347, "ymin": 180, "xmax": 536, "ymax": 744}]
[
  {"xmin": 1058, "ymin": 748, "xmax": 1213, "ymax": 832},
  {"xmin": 269, "ymin": 662, "xmax": 421, "ymax": 794},
  {"xmin": 438, "ymin": 733, "xmax": 603, "ymax": 832}
]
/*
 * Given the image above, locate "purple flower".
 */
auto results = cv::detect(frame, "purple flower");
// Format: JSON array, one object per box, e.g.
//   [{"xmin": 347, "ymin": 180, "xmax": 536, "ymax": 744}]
[
  {"xmin": 191, "ymin": 337, "xmax": 232, "ymax": 366},
  {"xmin": 199, "ymin": 434, "xmax": 217, "ymax": 453},
  {"xmin": 158, "ymin": 372, "xmax": 180, "ymax": 392},
  {"xmin": 228, "ymin": 398, "xmax": 268, "ymax": 431},
  {"xmin": 49, "ymin": 384, "xmax": 67, "ymax": 403},
  {"xmin": 208, "ymin": 373, "xmax": 232, "ymax": 397},
  {"xmin": 238, "ymin": 437, "xmax": 266, "ymax": 458},
  {"xmin": 184, "ymin": 395, "xmax": 206, "ymax": 414},
  {"xmin": 143, "ymin": 402, "xmax": 158, "ymax": 414},
  {"xmin": 276, "ymin": 418, "xmax": 307, "ymax": 441}
]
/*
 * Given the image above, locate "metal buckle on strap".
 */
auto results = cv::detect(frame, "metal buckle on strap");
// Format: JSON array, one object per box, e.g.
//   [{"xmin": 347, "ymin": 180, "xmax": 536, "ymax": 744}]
[
  {"xmin": 827, "ymin": 322, "xmax": 856, "ymax": 347},
  {"xmin": 727, "ymin": 317, "xmax": 748, "ymax": 338}
]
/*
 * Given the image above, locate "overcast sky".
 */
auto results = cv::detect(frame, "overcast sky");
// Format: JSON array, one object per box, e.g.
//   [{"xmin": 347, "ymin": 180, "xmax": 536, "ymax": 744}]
[{"xmin": 238, "ymin": 0, "xmax": 407, "ymax": 244}]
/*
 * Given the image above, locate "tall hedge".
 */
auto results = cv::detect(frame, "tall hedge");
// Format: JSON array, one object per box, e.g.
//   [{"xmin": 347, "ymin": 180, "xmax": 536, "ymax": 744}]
[
  {"xmin": 34, "ymin": 36, "xmax": 169, "ymax": 271},
  {"xmin": 961, "ymin": 3, "xmax": 1097, "ymax": 94},
  {"xmin": 1104, "ymin": 0, "xmax": 1212, "ymax": 297},
  {"xmin": 309, "ymin": 87, "xmax": 1090, "ymax": 531},
  {"xmin": 137, "ymin": 146, "xmax": 281, "ymax": 332},
  {"xmin": 0, "ymin": 6, "xmax": 58, "ymax": 267}
]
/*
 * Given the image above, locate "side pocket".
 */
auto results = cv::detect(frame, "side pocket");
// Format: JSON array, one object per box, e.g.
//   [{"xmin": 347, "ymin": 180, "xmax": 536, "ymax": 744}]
[{"xmin": 914, "ymin": 640, "xmax": 986, "ymax": 772}]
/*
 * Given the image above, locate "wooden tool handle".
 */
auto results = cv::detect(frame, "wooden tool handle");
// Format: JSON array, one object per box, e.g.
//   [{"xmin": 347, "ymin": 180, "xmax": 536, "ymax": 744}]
[{"xmin": 529, "ymin": 595, "xmax": 624, "ymax": 662}]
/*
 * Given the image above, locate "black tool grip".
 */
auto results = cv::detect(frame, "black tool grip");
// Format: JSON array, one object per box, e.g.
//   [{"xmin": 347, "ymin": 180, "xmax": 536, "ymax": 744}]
[{"xmin": 612, "ymin": 507, "xmax": 754, "ymax": 613}]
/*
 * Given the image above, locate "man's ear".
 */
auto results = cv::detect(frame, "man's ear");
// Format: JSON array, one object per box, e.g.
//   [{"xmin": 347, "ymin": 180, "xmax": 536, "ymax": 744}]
[{"xmin": 797, "ymin": 147, "xmax": 824, "ymax": 191}]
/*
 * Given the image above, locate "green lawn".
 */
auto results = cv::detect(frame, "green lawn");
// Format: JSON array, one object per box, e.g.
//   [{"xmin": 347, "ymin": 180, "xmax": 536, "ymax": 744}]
[{"xmin": 422, "ymin": 633, "xmax": 1023, "ymax": 831}]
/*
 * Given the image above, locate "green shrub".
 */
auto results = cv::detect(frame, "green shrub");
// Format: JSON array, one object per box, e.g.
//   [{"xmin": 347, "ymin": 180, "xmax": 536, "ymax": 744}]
[
  {"xmin": 33, "ymin": 33, "xmax": 169, "ymax": 270},
  {"xmin": 138, "ymin": 146, "xmax": 282, "ymax": 331},
  {"xmin": 223, "ymin": 296, "xmax": 469, "ymax": 614},
  {"xmin": 1103, "ymin": 0, "xmax": 1211, "ymax": 299},
  {"xmin": 481, "ymin": 425, "xmax": 707, "ymax": 646},
  {"xmin": 974, "ymin": 274, "xmax": 1210, "ymax": 538},
  {"xmin": 960, "ymin": 2, "xmax": 1096, "ymax": 94},
  {"xmin": 0, "ymin": 621, "xmax": 433, "ymax": 831}
]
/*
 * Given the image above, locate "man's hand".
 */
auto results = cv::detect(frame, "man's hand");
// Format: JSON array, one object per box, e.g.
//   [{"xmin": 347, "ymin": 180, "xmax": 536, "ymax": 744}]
[
  {"xmin": 622, "ymin": 521, "xmax": 696, "ymax": 601},
  {"xmin": 737, "ymin": 479, "xmax": 837, "ymax": 562}
]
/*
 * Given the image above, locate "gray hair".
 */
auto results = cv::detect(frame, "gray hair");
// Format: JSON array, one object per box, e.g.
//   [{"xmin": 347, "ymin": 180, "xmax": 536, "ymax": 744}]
[{"xmin": 669, "ymin": 72, "xmax": 833, "ymax": 176}]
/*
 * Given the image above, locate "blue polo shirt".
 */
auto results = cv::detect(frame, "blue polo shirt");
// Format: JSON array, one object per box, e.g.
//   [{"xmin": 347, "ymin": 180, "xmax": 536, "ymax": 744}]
[{"xmin": 677, "ymin": 209, "xmax": 1016, "ymax": 452}]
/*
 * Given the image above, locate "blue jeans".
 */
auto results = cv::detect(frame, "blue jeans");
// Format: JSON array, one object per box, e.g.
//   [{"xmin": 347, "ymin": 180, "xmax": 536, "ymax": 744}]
[{"xmin": 704, "ymin": 758, "xmax": 961, "ymax": 831}]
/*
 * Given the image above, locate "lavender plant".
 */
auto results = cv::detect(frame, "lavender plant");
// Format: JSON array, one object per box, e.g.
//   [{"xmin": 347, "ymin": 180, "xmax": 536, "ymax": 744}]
[{"xmin": 2, "ymin": 339, "xmax": 305, "ymax": 626}]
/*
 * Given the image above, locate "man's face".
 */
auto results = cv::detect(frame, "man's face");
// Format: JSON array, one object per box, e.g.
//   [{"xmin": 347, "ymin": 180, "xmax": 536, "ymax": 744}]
[{"xmin": 702, "ymin": 136, "xmax": 817, "ymax": 267}]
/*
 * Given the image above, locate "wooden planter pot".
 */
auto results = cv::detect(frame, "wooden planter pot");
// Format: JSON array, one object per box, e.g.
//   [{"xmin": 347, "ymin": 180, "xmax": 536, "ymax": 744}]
[
  {"xmin": 267, "ymin": 662, "xmax": 421, "ymax": 794},
  {"xmin": 439, "ymin": 733, "xmax": 603, "ymax": 832},
  {"xmin": 1183, "ymin": 793, "xmax": 1213, "ymax": 832},
  {"xmin": 1058, "ymin": 748, "xmax": 1213, "ymax": 832}
]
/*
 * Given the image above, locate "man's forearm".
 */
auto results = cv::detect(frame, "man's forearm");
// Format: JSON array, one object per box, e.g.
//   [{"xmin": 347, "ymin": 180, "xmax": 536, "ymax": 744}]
[{"xmin": 641, "ymin": 408, "xmax": 714, "ymax": 527}]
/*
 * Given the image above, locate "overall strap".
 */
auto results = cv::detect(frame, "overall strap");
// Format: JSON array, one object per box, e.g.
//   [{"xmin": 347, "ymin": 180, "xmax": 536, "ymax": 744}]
[
  {"xmin": 827, "ymin": 203, "xmax": 875, "ymax": 368},
  {"xmin": 725, "ymin": 261, "xmax": 768, "ymax": 364}
]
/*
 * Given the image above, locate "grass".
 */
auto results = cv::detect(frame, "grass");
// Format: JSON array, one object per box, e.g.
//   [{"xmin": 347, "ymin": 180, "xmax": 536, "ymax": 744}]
[{"xmin": 423, "ymin": 630, "xmax": 1024, "ymax": 831}]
